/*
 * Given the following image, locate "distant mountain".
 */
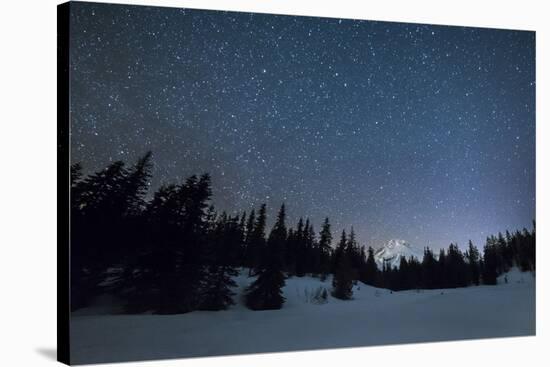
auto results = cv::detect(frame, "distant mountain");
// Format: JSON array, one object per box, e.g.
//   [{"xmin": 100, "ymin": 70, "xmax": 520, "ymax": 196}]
[{"xmin": 374, "ymin": 239, "xmax": 422, "ymax": 269}]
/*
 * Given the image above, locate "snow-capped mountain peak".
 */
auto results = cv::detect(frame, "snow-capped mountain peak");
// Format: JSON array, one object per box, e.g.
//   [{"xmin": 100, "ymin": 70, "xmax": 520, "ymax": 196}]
[{"xmin": 374, "ymin": 239, "xmax": 421, "ymax": 269}]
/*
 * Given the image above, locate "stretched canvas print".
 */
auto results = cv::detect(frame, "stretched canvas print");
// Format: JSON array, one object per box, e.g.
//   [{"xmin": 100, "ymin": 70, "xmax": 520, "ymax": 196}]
[{"xmin": 58, "ymin": 1, "xmax": 536, "ymax": 365}]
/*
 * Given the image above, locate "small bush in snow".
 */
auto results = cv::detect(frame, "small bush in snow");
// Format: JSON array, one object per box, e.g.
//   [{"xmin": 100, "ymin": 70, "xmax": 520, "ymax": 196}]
[
  {"xmin": 310, "ymin": 286, "xmax": 329, "ymax": 304},
  {"xmin": 302, "ymin": 286, "xmax": 329, "ymax": 304}
]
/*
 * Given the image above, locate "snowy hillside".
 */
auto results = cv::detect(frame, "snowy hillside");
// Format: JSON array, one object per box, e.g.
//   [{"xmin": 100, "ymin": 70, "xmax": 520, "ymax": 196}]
[
  {"xmin": 374, "ymin": 239, "xmax": 422, "ymax": 269},
  {"xmin": 71, "ymin": 268, "xmax": 535, "ymax": 364}
]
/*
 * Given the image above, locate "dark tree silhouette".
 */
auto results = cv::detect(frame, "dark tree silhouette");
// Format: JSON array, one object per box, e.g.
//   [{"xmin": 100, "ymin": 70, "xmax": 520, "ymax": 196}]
[
  {"xmin": 332, "ymin": 250, "xmax": 354, "ymax": 300},
  {"xmin": 332, "ymin": 230, "xmax": 346, "ymax": 274},
  {"xmin": 294, "ymin": 218, "xmax": 307, "ymax": 277},
  {"xmin": 285, "ymin": 228, "xmax": 297, "ymax": 275},
  {"xmin": 482, "ymin": 237, "xmax": 498, "ymax": 285},
  {"xmin": 360, "ymin": 246, "xmax": 378, "ymax": 286},
  {"xmin": 71, "ymin": 153, "xmax": 153, "ymax": 311},
  {"xmin": 124, "ymin": 173, "xmax": 212, "ymax": 314},
  {"xmin": 69, "ymin": 153, "xmax": 536, "ymax": 312},
  {"xmin": 420, "ymin": 247, "xmax": 438, "ymax": 289},
  {"xmin": 318, "ymin": 217, "xmax": 332, "ymax": 281},
  {"xmin": 242, "ymin": 209, "xmax": 256, "ymax": 269},
  {"xmin": 247, "ymin": 204, "xmax": 267, "ymax": 276},
  {"xmin": 466, "ymin": 240, "xmax": 481, "ymax": 286},
  {"xmin": 245, "ymin": 204, "xmax": 287, "ymax": 310},
  {"xmin": 200, "ymin": 213, "xmax": 239, "ymax": 311}
]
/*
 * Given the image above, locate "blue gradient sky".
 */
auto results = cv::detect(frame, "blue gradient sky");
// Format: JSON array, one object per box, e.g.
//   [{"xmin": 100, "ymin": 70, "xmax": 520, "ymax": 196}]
[{"xmin": 70, "ymin": 2, "xmax": 535, "ymax": 250}]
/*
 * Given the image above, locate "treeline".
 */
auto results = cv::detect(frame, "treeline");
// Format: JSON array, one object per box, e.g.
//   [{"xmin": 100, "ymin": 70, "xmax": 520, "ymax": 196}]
[
  {"xmin": 70, "ymin": 153, "xmax": 536, "ymax": 314},
  {"xmin": 379, "ymin": 231, "xmax": 535, "ymax": 291}
]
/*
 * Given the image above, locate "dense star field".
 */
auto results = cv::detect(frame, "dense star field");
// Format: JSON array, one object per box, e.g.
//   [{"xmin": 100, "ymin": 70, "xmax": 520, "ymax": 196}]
[{"xmin": 69, "ymin": 2, "xmax": 535, "ymax": 250}]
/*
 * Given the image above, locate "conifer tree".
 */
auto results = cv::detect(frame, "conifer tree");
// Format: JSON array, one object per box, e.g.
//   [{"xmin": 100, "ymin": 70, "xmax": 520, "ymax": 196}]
[
  {"xmin": 303, "ymin": 219, "xmax": 313, "ymax": 274},
  {"xmin": 176, "ymin": 173, "xmax": 212, "ymax": 313},
  {"xmin": 243, "ymin": 209, "xmax": 256, "ymax": 269},
  {"xmin": 305, "ymin": 220, "xmax": 318, "ymax": 274},
  {"xmin": 407, "ymin": 256, "xmax": 422, "ymax": 290},
  {"xmin": 119, "ymin": 152, "xmax": 154, "ymax": 273},
  {"xmin": 124, "ymin": 151, "xmax": 153, "ymax": 217},
  {"xmin": 495, "ymin": 232, "xmax": 508, "ymax": 274},
  {"xmin": 71, "ymin": 158, "xmax": 133, "ymax": 310},
  {"xmin": 346, "ymin": 228, "xmax": 357, "ymax": 262},
  {"xmin": 200, "ymin": 214, "xmax": 239, "ymax": 311},
  {"xmin": 70, "ymin": 162, "xmax": 84, "ymax": 209},
  {"xmin": 442, "ymin": 244, "xmax": 461, "ymax": 287},
  {"xmin": 247, "ymin": 204, "xmax": 267, "ymax": 276},
  {"xmin": 466, "ymin": 240, "xmax": 481, "ymax": 286},
  {"xmin": 437, "ymin": 248, "xmax": 448, "ymax": 288},
  {"xmin": 245, "ymin": 204, "xmax": 286, "ymax": 310},
  {"xmin": 482, "ymin": 237, "xmax": 498, "ymax": 285},
  {"xmin": 332, "ymin": 250, "xmax": 354, "ymax": 300},
  {"xmin": 332, "ymin": 230, "xmax": 347, "ymax": 273},
  {"xmin": 318, "ymin": 218, "xmax": 333, "ymax": 281},
  {"xmin": 295, "ymin": 218, "xmax": 307, "ymax": 276},
  {"xmin": 524, "ymin": 223, "xmax": 536, "ymax": 271},
  {"xmin": 285, "ymin": 228, "xmax": 297, "ymax": 275},
  {"xmin": 123, "ymin": 183, "xmax": 180, "ymax": 313},
  {"xmin": 125, "ymin": 174, "xmax": 212, "ymax": 314},
  {"xmin": 421, "ymin": 247, "xmax": 437, "ymax": 289},
  {"xmin": 237, "ymin": 211, "xmax": 247, "ymax": 264},
  {"xmin": 503, "ymin": 230, "xmax": 515, "ymax": 269},
  {"xmin": 360, "ymin": 246, "xmax": 378, "ymax": 286},
  {"xmin": 396, "ymin": 256, "xmax": 410, "ymax": 290}
]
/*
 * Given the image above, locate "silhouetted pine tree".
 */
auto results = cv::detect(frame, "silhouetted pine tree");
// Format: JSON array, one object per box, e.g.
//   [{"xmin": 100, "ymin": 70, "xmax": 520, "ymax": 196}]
[
  {"xmin": 303, "ymin": 219, "xmax": 313, "ymax": 274},
  {"xmin": 200, "ymin": 213, "xmax": 239, "ymax": 311},
  {"xmin": 502, "ymin": 230, "xmax": 515, "ymax": 270},
  {"xmin": 294, "ymin": 218, "xmax": 307, "ymax": 277},
  {"xmin": 495, "ymin": 233, "xmax": 508, "ymax": 274},
  {"xmin": 306, "ymin": 220, "xmax": 319, "ymax": 274},
  {"xmin": 443, "ymin": 243, "xmax": 468, "ymax": 287},
  {"xmin": 332, "ymin": 250, "xmax": 354, "ymax": 300},
  {"xmin": 247, "ymin": 204, "xmax": 267, "ymax": 276},
  {"xmin": 125, "ymin": 174, "xmax": 212, "ymax": 314},
  {"xmin": 482, "ymin": 237, "xmax": 498, "ymax": 285},
  {"xmin": 332, "ymin": 230, "xmax": 346, "ymax": 273},
  {"xmin": 245, "ymin": 204, "xmax": 286, "ymax": 310},
  {"xmin": 396, "ymin": 257, "xmax": 410, "ymax": 290},
  {"xmin": 421, "ymin": 247, "xmax": 437, "ymax": 289},
  {"xmin": 360, "ymin": 246, "xmax": 378, "ymax": 286},
  {"xmin": 346, "ymin": 227, "xmax": 361, "ymax": 274},
  {"xmin": 407, "ymin": 256, "xmax": 422, "ymax": 289},
  {"xmin": 123, "ymin": 183, "xmax": 180, "ymax": 313},
  {"xmin": 243, "ymin": 209, "xmax": 256, "ymax": 269},
  {"xmin": 124, "ymin": 151, "xmax": 153, "ymax": 216},
  {"xmin": 285, "ymin": 228, "xmax": 297, "ymax": 275},
  {"xmin": 436, "ymin": 248, "xmax": 448, "ymax": 288},
  {"xmin": 318, "ymin": 218, "xmax": 332, "ymax": 281},
  {"xmin": 518, "ymin": 226, "xmax": 535, "ymax": 271},
  {"xmin": 69, "ymin": 162, "xmax": 83, "ymax": 203},
  {"xmin": 527, "ymin": 224, "xmax": 536, "ymax": 271},
  {"xmin": 71, "ymin": 158, "xmax": 134, "ymax": 310},
  {"xmin": 118, "ymin": 152, "xmax": 154, "ymax": 278},
  {"xmin": 69, "ymin": 162, "xmax": 86, "ymax": 310},
  {"xmin": 465, "ymin": 240, "xmax": 481, "ymax": 286},
  {"xmin": 237, "ymin": 211, "xmax": 247, "ymax": 265},
  {"xmin": 176, "ymin": 174, "xmax": 212, "ymax": 313}
]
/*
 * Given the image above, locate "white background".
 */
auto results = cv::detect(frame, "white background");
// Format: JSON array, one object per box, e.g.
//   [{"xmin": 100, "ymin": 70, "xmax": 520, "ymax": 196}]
[{"xmin": 0, "ymin": 0, "xmax": 547, "ymax": 365}]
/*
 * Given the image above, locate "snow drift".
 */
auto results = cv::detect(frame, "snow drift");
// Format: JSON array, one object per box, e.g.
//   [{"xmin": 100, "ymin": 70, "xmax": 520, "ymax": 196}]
[{"xmin": 70, "ymin": 268, "xmax": 535, "ymax": 364}]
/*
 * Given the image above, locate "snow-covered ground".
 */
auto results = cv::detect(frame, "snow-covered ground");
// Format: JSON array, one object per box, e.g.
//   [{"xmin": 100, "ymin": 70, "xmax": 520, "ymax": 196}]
[{"xmin": 70, "ymin": 268, "xmax": 535, "ymax": 365}]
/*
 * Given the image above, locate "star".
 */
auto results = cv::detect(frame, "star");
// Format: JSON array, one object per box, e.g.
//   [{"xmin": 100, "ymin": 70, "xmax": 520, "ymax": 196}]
[{"xmin": 70, "ymin": 2, "xmax": 535, "ymax": 251}]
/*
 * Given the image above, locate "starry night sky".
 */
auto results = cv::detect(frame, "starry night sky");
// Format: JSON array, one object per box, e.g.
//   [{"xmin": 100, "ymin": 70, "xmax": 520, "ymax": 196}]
[{"xmin": 69, "ymin": 2, "xmax": 535, "ymax": 250}]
